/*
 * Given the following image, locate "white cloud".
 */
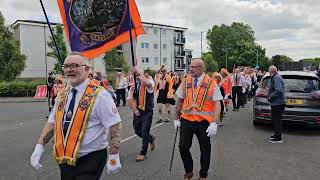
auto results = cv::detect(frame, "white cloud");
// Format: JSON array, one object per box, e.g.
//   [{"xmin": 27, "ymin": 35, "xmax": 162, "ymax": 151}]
[{"xmin": 1, "ymin": 0, "xmax": 319, "ymax": 60}]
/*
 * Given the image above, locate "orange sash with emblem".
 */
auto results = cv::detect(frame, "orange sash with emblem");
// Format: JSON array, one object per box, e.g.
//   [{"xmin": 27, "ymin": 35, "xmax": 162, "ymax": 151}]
[
  {"xmin": 53, "ymin": 81, "xmax": 101, "ymax": 166},
  {"xmin": 130, "ymin": 83, "xmax": 147, "ymax": 112}
]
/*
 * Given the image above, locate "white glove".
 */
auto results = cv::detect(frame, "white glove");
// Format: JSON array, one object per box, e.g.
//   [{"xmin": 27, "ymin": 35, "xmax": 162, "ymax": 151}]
[
  {"xmin": 224, "ymin": 96, "xmax": 229, "ymax": 100},
  {"xmin": 206, "ymin": 122, "xmax": 218, "ymax": 137},
  {"xmin": 30, "ymin": 144, "xmax": 44, "ymax": 170},
  {"xmin": 242, "ymin": 88, "xmax": 246, "ymax": 93},
  {"xmin": 173, "ymin": 120, "xmax": 181, "ymax": 129},
  {"xmin": 107, "ymin": 154, "xmax": 122, "ymax": 175}
]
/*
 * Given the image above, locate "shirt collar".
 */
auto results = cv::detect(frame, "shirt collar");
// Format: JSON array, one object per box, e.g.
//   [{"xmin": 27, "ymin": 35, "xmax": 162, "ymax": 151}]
[
  {"xmin": 71, "ymin": 79, "xmax": 90, "ymax": 93},
  {"xmin": 192, "ymin": 73, "xmax": 205, "ymax": 82}
]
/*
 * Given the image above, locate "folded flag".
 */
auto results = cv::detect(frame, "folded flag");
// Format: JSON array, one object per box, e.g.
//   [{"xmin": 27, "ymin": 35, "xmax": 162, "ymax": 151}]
[{"xmin": 57, "ymin": 0, "xmax": 144, "ymax": 59}]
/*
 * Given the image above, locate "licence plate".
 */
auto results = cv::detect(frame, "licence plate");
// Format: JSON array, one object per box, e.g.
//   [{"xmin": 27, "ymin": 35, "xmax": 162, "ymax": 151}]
[{"xmin": 287, "ymin": 99, "xmax": 303, "ymax": 105}]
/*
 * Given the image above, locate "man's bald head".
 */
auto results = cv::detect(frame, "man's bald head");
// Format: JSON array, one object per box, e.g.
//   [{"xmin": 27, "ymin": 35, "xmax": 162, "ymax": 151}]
[
  {"xmin": 268, "ymin": 65, "xmax": 278, "ymax": 76},
  {"xmin": 189, "ymin": 58, "xmax": 205, "ymax": 78}
]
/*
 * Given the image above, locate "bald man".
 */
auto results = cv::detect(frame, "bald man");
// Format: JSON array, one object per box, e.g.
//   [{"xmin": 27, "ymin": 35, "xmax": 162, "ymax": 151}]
[
  {"xmin": 268, "ymin": 65, "xmax": 285, "ymax": 143},
  {"xmin": 175, "ymin": 58, "xmax": 223, "ymax": 180}
]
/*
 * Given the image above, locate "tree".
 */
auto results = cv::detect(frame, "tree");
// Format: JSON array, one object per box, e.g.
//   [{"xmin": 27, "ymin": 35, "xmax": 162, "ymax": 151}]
[
  {"xmin": 206, "ymin": 22, "xmax": 270, "ymax": 71},
  {"xmin": 0, "ymin": 11, "xmax": 26, "ymax": 81},
  {"xmin": 202, "ymin": 52, "xmax": 218, "ymax": 73},
  {"xmin": 103, "ymin": 48, "xmax": 129, "ymax": 72},
  {"xmin": 271, "ymin": 55, "xmax": 293, "ymax": 68},
  {"xmin": 47, "ymin": 24, "xmax": 67, "ymax": 74}
]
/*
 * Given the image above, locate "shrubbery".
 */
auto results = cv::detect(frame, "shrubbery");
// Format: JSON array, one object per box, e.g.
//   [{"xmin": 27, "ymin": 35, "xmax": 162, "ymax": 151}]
[{"xmin": 0, "ymin": 80, "xmax": 45, "ymax": 97}]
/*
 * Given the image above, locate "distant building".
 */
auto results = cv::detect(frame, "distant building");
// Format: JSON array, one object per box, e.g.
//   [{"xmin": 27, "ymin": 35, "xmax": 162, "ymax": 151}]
[
  {"xmin": 280, "ymin": 61, "xmax": 318, "ymax": 71},
  {"xmin": 12, "ymin": 20, "xmax": 191, "ymax": 78}
]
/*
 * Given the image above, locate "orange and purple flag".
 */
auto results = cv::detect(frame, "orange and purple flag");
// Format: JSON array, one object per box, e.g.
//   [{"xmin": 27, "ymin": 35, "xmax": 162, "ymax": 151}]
[{"xmin": 57, "ymin": 0, "xmax": 144, "ymax": 59}]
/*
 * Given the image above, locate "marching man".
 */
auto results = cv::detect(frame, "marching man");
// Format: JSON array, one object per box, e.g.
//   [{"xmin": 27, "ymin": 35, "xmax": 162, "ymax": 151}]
[
  {"xmin": 128, "ymin": 67, "xmax": 156, "ymax": 162},
  {"xmin": 30, "ymin": 52, "xmax": 122, "ymax": 179},
  {"xmin": 175, "ymin": 58, "xmax": 223, "ymax": 180}
]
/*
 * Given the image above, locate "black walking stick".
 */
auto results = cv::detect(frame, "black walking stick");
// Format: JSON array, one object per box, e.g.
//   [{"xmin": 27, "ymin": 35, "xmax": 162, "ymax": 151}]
[{"xmin": 169, "ymin": 127, "xmax": 179, "ymax": 173}]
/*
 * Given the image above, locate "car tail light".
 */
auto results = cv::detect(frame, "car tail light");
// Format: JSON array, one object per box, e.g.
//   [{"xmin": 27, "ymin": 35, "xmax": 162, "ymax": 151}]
[{"xmin": 256, "ymin": 113, "xmax": 270, "ymax": 117}]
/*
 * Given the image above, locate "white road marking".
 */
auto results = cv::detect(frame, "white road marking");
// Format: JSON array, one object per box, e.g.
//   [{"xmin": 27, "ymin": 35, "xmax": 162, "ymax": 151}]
[{"xmin": 120, "ymin": 122, "xmax": 166, "ymax": 143}]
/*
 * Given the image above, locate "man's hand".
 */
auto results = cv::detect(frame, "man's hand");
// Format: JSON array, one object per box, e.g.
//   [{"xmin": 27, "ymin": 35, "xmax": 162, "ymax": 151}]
[
  {"xmin": 206, "ymin": 122, "xmax": 218, "ymax": 137},
  {"xmin": 30, "ymin": 144, "xmax": 44, "ymax": 170},
  {"xmin": 107, "ymin": 154, "xmax": 122, "ymax": 175},
  {"xmin": 173, "ymin": 120, "xmax": 181, "ymax": 129},
  {"xmin": 134, "ymin": 110, "xmax": 141, "ymax": 117}
]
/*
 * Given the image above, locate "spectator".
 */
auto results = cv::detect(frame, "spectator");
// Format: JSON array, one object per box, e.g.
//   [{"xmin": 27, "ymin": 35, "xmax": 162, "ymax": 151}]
[{"xmin": 268, "ymin": 65, "xmax": 286, "ymax": 143}]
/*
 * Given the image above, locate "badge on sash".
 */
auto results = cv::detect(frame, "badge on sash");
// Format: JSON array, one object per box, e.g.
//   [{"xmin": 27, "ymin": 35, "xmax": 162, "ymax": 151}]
[
  {"xmin": 66, "ymin": 111, "xmax": 73, "ymax": 119},
  {"xmin": 193, "ymin": 102, "xmax": 197, "ymax": 108}
]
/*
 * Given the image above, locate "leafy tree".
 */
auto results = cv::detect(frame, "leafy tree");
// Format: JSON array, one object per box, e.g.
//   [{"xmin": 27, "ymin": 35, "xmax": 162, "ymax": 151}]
[
  {"xmin": 206, "ymin": 22, "xmax": 270, "ymax": 71},
  {"xmin": 0, "ymin": 11, "xmax": 26, "ymax": 81},
  {"xmin": 202, "ymin": 52, "xmax": 218, "ymax": 73},
  {"xmin": 103, "ymin": 48, "xmax": 129, "ymax": 72},
  {"xmin": 47, "ymin": 24, "xmax": 67, "ymax": 74},
  {"xmin": 271, "ymin": 55, "xmax": 293, "ymax": 68}
]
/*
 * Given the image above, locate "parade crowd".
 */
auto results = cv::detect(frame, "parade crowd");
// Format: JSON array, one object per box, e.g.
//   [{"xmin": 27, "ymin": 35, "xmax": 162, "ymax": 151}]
[{"xmin": 34, "ymin": 52, "xmax": 271, "ymax": 180}]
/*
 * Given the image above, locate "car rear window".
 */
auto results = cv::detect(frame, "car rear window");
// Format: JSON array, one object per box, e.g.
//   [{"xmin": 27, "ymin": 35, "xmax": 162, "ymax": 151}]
[{"xmin": 261, "ymin": 75, "xmax": 320, "ymax": 93}]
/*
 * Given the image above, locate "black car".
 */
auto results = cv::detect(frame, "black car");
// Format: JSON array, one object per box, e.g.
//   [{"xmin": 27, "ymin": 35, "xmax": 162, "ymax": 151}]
[{"xmin": 253, "ymin": 71, "xmax": 320, "ymax": 126}]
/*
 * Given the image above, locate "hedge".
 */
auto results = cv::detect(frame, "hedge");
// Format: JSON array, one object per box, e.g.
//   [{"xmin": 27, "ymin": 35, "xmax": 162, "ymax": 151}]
[{"xmin": 0, "ymin": 80, "xmax": 45, "ymax": 97}]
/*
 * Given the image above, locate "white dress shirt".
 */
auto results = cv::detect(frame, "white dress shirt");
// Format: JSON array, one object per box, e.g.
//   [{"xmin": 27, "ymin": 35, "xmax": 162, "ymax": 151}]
[
  {"xmin": 231, "ymin": 73, "xmax": 245, "ymax": 87},
  {"xmin": 175, "ymin": 73, "xmax": 223, "ymax": 101},
  {"xmin": 117, "ymin": 76, "xmax": 127, "ymax": 89},
  {"xmin": 48, "ymin": 79, "xmax": 121, "ymax": 158},
  {"xmin": 127, "ymin": 78, "xmax": 155, "ymax": 100}
]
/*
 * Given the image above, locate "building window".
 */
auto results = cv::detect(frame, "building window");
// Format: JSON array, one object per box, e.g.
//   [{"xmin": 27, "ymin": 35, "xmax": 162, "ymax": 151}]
[
  {"xmin": 144, "ymin": 27, "xmax": 149, "ymax": 34},
  {"xmin": 175, "ymin": 59, "xmax": 181, "ymax": 68},
  {"xmin": 153, "ymin": 28, "xmax": 158, "ymax": 34},
  {"xmin": 141, "ymin": 43, "xmax": 149, "ymax": 49},
  {"xmin": 142, "ymin": 57, "xmax": 149, "ymax": 64},
  {"xmin": 163, "ymin": 58, "xmax": 168, "ymax": 64},
  {"xmin": 154, "ymin": 43, "xmax": 158, "ymax": 49},
  {"xmin": 162, "ymin": 29, "xmax": 166, "ymax": 35},
  {"xmin": 154, "ymin": 57, "xmax": 159, "ymax": 65},
  {"xmin": 162, "ymin": 44, "xmax": 167, "ymax": 49}
]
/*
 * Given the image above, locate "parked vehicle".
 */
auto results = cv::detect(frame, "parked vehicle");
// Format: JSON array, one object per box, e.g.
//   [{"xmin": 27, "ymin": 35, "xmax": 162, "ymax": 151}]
[{"xmin": 253, "ymin": 71, "xmax": 320, "ymax": 126}]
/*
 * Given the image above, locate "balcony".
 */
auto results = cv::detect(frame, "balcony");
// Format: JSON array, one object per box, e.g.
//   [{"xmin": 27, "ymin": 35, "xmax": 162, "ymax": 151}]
[
  {"xmin": 175, "ymin": 37, "xmax": 185, "ymax": 44},
  {"xmin": 186, "ymin": 54, "xmax": 192, "ymax": 59},
  {"xmin": 175, "ymin": 51, "xmax": 185, "ymax": 57}
]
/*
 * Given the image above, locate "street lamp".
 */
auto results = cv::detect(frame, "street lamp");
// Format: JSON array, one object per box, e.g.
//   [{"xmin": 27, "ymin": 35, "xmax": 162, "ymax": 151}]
[
  {"xmin": 222, "ymin": 48, "xmax": 231, "ymax": 70},
  {"xmin": 255, "ymin": 49, "xmax": 259, "ymax": 69},
  {"xmin": 200, "ymin": 31, "xmax": 207, "ymax": 56}
]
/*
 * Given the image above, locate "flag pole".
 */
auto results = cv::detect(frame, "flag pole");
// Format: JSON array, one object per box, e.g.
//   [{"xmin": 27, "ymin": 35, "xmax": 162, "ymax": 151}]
[
  {"xmin": 127, "ymin": 0, "xmax": 138, "ymax": 94},
  {"xmin": 39, "ymin": 0, "xmax": 63, "ymax": 66}
]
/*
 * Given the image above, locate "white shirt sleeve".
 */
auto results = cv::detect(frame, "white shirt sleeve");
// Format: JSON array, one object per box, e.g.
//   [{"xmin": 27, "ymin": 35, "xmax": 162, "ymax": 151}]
[
  {"xmin": 96, "ymin": 90, "xmax": 122, "ymax": 129},
  {"xmin": 212, "ymin": 84, "xmax": 223, "ymax": 101},
  {"xmin": 175, "ymin": 85, "xmax": 184, "ymax": 99},
  {"xmin": 47, "ymin": 96, "xmax": 60, "ymax": 124},
  {"xmin": 147, "ymin": 79, "xmax": 155, "ymax": 93}
]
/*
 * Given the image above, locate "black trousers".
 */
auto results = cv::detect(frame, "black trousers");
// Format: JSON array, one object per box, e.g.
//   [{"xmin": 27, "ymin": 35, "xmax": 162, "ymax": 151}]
[
  {"xmin": 133, "ymin": 110, "xmax": 154, "ymax": 155},
  {"xmin": 179, "ymin": 119, "xmax": 211, "ymax": 178},
  {"xmin": 59, "ymin": 149, "xmax": 107, "ymax": 180},
  {"xmin": 232, "ymin": 86, "xmax": 242, "ymax": 109},
  {"xmin": 116, "ymin": 89, "xmax": 126, "ymax": 106},
  {"xmin": 271, "ymin": 105, "xmax": 285, "ymax": 138}
]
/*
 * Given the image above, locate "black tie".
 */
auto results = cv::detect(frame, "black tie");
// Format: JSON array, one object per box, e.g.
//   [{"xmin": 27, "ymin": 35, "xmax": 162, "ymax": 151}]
[{"xmin": 63, "ymin": 88, "xmax": 77, "ymax": 136}]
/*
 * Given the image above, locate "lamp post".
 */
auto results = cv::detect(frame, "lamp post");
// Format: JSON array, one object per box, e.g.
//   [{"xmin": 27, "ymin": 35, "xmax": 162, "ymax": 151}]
[
  {"xmin": 223, "ymin": 48, "xmax": 231, "ymax": 70},
  {"xmin": 256, "ymin": 49, "xmax": 259, "ymax": 69},
  {"xmin": 200, "ymin": 31, "xmax": 207, "ymax": 56}
]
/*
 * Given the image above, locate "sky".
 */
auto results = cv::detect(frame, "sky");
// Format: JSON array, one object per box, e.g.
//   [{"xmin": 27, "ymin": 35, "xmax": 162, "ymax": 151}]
[{"xmin": 1, "ymin": 0, "xmax": 319, "ymax": 61}]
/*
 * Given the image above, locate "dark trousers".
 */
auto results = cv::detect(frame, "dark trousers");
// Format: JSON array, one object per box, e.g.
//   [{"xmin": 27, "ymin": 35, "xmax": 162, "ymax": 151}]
[
  {"xmin": 271, "ymin": 105, "xmax": 285, "ymax": 138},
  {"xmin": 59, "ymin": 149, "xmax": 107, "ymax": 180},
  {"xmin": 179, "ymin": 119, "xmax": 211, "ymax": 178},
  {"xmin": 232, "ymin": 86, "xmax": 242, "ymax": 109},
  {"xmin": 133, "ymin": 110, "xmax": 154, "ymax": 155},
  {"xmin": 116, "ymin": 88, "xmax": 126, "ymax": 106}
]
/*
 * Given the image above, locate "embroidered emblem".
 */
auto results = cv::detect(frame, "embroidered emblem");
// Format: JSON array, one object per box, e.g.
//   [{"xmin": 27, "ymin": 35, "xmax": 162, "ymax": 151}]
[
  {"xmin": 110, "ymin": 159, "xmax": 117, "ymax": 166},
  {"xmin": 79, "ymin": 96, "xmax": 91, "ymax": 111},
  {"xmin": 187, "ymin": 83, "xmax": 192, "ymax": 89},
  {"xmin": 201, "ymin": 83, "xmax": 208, "ymax": 88},
  {"xmin": 58, "ymin": 101, "xmax": 65, "ymax": 111}
]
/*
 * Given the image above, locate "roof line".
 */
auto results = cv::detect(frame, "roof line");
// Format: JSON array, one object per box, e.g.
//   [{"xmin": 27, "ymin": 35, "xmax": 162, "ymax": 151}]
[{"xmin": 12, "ymin": 19, "xmax": 187, "ymax": 30}]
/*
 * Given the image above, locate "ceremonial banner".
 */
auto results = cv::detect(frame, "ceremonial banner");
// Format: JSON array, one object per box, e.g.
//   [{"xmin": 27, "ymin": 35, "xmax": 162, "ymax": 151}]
[
  {"xmin": 57, "ymin": 0, "xmax": 144, "ymax": 59},
  {"xmin": 34, "ymin": 85, "xmax": 47, "ymax": 99}
]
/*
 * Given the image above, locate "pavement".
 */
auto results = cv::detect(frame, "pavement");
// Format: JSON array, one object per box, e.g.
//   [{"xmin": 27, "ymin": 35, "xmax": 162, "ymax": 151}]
[
  {"xmin": 1, "ymin": 100, "xmax": 320, "ymax": 180},
  {"xmin": 0, "ymin": 97, "xmax": 47, "ymax": 103}
]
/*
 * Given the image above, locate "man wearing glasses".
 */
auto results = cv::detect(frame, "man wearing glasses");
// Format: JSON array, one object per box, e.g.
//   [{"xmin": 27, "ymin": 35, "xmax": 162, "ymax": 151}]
[
  {"xmin": 30, "ymin": 52, "xmax": 122, "ymax": 179},
  {"xmin": 175, "ymin": 58, "xmax": 223, "ymax": 180}
]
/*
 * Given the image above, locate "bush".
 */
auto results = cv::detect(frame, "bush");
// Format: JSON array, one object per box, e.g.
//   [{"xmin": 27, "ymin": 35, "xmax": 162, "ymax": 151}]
[{"xmin": 0, "ymin": 80, "xmax": 45, "ymax": 97}]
